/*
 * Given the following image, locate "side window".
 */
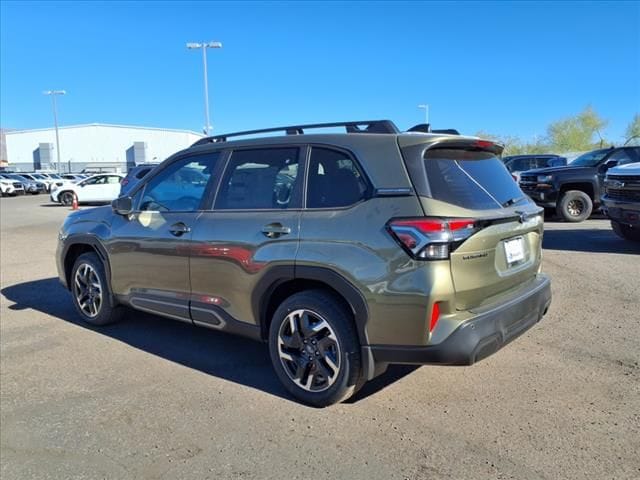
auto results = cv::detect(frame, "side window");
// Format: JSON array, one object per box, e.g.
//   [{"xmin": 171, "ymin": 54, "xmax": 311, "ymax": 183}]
[
  {"xmin": 81, "ymin": 177, "xmax": 100, "ymax": 186},
  {"xmin": 511, "ymin": 158, "xmax": 526, "ymax": 171},
  {"xmin": 607, "ymin": 150, "xmax": 632, "ymax": 165},
  {"xmin": 138, "ymin": 153, "xmax": 219, "ymax": 212},
  {"xmin": 215, "ymin": 148, "xmax": 300, "ymax": 210},
  {"xmin": 307, "ymin": 148, "xmax": 368, "ymax": 208},
  {"xmin": 107, "ymin": 176, "xmax": 121, "ymax": 184}
]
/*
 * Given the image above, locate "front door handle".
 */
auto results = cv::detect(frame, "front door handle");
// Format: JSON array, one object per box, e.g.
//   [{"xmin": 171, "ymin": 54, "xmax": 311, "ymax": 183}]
[
  {"xmin": 169, "ymin": 222, "xmax": 191, "ymax": 237},
  {"xmin": 261, "ymin": 223, "xmax": 291, "ymax": 238}
]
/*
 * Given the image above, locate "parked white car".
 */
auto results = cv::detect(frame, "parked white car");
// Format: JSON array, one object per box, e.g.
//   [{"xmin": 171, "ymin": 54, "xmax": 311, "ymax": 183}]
[
  {"xmin": 0, "ymin": 177, "xmax": 26, "ymax": 196},
  {"xmin": 50, "ymin": 173, "xmax": 124, "ymax": 205}
]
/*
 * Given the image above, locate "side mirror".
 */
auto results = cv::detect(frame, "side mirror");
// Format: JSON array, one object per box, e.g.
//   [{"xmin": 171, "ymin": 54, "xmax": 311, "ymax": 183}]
[
  {"xmin": 112, "ymin": 196, "xmax": 133, "ymax": 215},
  {"xmin": 599, "ymin": 159, "xmax": 618, "ymax": 173}
]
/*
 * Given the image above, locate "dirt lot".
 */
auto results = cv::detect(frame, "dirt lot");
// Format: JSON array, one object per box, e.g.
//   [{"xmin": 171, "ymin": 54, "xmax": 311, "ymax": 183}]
[{"xmin": 1, "ymin": 194, "xmax": 639, "ymax": 480}]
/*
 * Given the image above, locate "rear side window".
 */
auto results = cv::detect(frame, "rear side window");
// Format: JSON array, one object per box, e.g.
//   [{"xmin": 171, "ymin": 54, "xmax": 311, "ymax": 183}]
[
  {"xmin": 424, "ymin": 149, "xmax": 524, "ymax": 210},
  {"xmin": 307, "ymin": 148, "xmax": 368, "ymax": 208},
  {"xmin": 215, "ymin": 148, "xmax": 300, "ymax": 210}
]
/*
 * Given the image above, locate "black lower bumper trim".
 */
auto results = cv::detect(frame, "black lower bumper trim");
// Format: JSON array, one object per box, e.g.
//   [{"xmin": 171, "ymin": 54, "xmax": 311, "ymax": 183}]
[{"xmin": 370, "ymin": 274, "xmax": 551, "ymax": 366}]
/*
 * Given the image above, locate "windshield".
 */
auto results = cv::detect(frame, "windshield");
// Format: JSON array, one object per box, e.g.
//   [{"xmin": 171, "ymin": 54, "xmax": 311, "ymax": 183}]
[
  {"xmin": 31, "ymin": 174, "xmax": 46, "ymax": 179},
  {"xmin": 424, "ymin": 148, "xmax": 527, "ymax": 210},
  {"xmin": 571, "ymin": 149, "xmax": 610, "ymax": 167}
]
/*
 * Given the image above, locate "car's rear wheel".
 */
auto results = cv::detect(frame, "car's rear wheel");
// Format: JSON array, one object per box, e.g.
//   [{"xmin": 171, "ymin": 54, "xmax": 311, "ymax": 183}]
[
  {"xmin": 71, "ymin": 252, "xmax": 124, "ymax": 326},
  {"xmin": 557, "ymin": 190, "xmax": 592, "ymax": 222},
  {"xmin": 268, "ymin": 290, "xmax": 361, "ymax": 407},
  {"xmin": 60, "ymin": 191, "xmax": 75, "ymax": 206},
  {"xmin": 611, "ymin": 220, "xmax": 640, "ymax": 242}
]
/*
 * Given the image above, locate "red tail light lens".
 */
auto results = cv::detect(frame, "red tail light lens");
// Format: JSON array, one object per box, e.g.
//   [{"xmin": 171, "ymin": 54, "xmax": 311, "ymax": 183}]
[
  {"xmin": 387, "ymin": 217, "xmax": 478, "ymax": 260},
  {"xmin": 430, "ymin": 302, "xmax": 440, "ymax": 332},
  {"xmin": 121, "ymin": 178, "xmax": 129, "ymax": 186}
]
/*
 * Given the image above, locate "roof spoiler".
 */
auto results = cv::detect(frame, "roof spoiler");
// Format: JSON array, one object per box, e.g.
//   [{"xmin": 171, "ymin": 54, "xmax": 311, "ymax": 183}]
[{"xmin": 407, "ymin": 123, "xmax": 460, "ymax": 135}]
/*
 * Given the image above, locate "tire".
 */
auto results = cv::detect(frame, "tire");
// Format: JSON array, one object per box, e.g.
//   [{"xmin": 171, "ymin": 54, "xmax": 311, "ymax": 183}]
[
  {"xmin": 556, "ymin": 190, "xmax": 593, "ymax": 222},
  {"xmin": 70, "ymin": 252, "xmax": 124, "ymax": 326},
  {"xmin": 60, "ymin": 191, "xmax": 75, "ymax": 206},
  {"xmin": 611, "ymin": 220, "xmax": 640, "ymax": 242},
  {"xmin": 268, "ymin": 290, "xmax": 362, "ymax": 407}
]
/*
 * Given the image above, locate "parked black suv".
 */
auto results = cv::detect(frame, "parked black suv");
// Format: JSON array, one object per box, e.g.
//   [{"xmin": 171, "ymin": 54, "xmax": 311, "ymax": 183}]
[
  {"xmin": 519, "ymin": 146, "xmax": 640, "ymax": 222},
  {"xmin": 502, "ymin": 154, "xmax": 567, "ymax": 182},
  {"xmin": 120, "ymin": 163, "xmax": 160, "ymax": 195}
]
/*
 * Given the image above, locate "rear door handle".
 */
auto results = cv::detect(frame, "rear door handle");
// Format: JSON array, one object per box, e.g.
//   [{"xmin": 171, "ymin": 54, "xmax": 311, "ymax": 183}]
[
  {"xmin": 261, "ymin": 223, "xmax": 291, "ymax": 238},
  {"xmin": 169, "ymin": 222, "xmax": 191, "ymax": 237}
]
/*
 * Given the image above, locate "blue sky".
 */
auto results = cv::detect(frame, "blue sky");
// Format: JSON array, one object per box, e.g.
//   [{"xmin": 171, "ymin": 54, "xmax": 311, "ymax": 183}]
[{"xmin": 1, "ymin": 1, "xmax": 639, "ymax": 142}]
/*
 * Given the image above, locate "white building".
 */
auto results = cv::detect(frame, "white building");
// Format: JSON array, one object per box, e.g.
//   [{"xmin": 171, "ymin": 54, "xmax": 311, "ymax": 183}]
[{"xmin": 4, "ymin": 123, "xmax": 203, "ymax": 173}]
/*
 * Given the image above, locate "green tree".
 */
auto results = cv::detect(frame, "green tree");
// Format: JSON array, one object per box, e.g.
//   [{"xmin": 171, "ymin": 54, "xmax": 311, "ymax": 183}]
[
  {"xmin": 624, "ymin": 114, "xmax": 640, "ymax": 144},
  {"xmin": 546, "ymin": 106, "xmax": 608, "ymax": 151},
  {"xmin": 475, "ymin": 131, "xmax": 548, "ymax": 156}
]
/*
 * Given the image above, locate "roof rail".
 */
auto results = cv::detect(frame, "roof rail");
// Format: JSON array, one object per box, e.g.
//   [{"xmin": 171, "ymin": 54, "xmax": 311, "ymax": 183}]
[{"xmin": 191, "ymin": 120, "xmax": 400, "ymax": 146}]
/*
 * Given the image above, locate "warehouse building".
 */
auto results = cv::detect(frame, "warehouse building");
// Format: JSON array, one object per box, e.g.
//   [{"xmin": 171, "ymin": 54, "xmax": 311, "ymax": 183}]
[{"xmin": 4, "ymin": 123, "xmax": 203, "ymax": 173}]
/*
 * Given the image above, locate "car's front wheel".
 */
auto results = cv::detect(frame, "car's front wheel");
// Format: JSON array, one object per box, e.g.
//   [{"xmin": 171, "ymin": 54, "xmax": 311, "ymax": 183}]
[
  {"xmin": 611, "ymin": 220, "xmax": 640, "ymax": 242},
  {"xmin": 60, "ymin": 191, "xmax": 75, "ymax": 206},
  {"xmin": 71, "ymin": 252, "xmax": 124, "ymax": 326},
  {"xmin": 557, "ymin": 190, "xmax": 593, "ymax": 222},
  {"xmin": 268, "ymin": 290, "xmax": 362, "ymax": 407}
]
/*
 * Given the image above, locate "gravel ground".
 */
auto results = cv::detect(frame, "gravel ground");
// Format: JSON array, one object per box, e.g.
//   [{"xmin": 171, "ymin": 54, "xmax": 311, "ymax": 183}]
[{"xmin": 1, "ymin": 194, "xmax": 639, "ymax": 480}]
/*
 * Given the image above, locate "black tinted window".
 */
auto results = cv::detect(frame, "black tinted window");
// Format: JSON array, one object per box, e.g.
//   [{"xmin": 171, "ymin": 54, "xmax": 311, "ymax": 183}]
[
  {"xmin": 215, "ymin": 148, "xmax": 299, "ymax": 210},
  {"xmin": 607, "ymin": 149, "xmax": 636, "ymax": 165},
  {"xmin": 139, "ymin": 153, "xmax": 218, "ymax": 212},
  {"xmin": 425, "ymin": 149, "xmax": 525, "ymax": 210},
  {"xmin": 307, "ymin": 148, "xmax": 367, "ymax": 208}
]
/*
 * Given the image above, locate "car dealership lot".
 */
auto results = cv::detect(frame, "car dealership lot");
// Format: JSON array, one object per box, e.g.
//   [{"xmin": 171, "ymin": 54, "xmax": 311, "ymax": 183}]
[{"xmin": 1, "ymin": 195, "xmax": 639, "ymax": 480}]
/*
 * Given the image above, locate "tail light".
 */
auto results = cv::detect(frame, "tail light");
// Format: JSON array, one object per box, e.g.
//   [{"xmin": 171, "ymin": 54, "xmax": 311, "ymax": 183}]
[
  {"xmin": 386, "ymin": 217, "xmax": 478, "ymax": 260},
  {"xmin": 121, "ymin": 178, "xmax": 129, "ymax": 186}
]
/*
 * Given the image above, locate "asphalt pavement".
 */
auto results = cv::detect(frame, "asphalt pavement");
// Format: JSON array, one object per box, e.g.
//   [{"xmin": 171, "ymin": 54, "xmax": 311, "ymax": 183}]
[{"xmin": 1, "ymin": 194, "xmax": 639, "ymax": 480}]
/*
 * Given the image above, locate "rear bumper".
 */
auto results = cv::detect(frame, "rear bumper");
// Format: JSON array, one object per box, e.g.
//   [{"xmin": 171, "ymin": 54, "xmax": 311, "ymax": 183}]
[{"xmin": 370, "ymin": 274, "xmax": 551, "ymax": 366}]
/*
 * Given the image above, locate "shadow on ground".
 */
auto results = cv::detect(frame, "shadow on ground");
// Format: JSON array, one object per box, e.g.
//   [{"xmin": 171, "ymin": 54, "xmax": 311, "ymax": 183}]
[
  {"xmin": 543, "ymin": 227, "xmax": 640, "ymax": 254},
  {"xmin": 1, "ymin": 278, "xmax": 416, "ymax": 406}
]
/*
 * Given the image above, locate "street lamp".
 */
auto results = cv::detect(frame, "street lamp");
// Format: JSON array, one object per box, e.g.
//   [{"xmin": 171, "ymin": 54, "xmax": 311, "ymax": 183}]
[
  {"xmin": 417, "ymin": 104, "xmax": 429, "ymax": 126},
  {"xmin": 43, "ymin": 90, "xmax": 66, "ymax": 173},
  {"xmin": 187, "ymin": 41, "xmax": 222, "ymax": 136}
]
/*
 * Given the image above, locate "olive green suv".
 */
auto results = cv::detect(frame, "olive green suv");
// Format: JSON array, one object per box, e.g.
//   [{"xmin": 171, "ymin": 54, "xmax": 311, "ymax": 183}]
[{"xmin": 56, "ymin": 120, "xmax": 551, "ymax": 406}]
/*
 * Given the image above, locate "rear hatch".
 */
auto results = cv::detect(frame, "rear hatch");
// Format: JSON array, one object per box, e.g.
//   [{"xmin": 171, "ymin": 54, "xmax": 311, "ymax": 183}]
[{"xmin": 399, "ymin": 136, "xmax": 544, "ymax": 310}]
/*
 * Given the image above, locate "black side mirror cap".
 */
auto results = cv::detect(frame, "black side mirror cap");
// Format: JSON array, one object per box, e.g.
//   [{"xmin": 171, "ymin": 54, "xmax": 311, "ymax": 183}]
[
  {"xmin": 112, "ymin": 196, "xmax": 133, "ymax": 215},
  {"xmin": 599, "ymin": 159, "xmax": 619, "ymax": 173}
]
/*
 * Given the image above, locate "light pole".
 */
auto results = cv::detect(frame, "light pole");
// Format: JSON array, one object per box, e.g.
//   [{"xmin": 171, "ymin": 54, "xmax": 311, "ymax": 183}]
[
  {"xmin": 44, "ymin": 90, "xmax": 66, "ymax": 173},
  {"xmin": 186, "ymin": 41, "xmax": 222, "ymax": 136},
  {"xmin": 417, "ymin": 104, "xmax": 429, "ymax": 126}
]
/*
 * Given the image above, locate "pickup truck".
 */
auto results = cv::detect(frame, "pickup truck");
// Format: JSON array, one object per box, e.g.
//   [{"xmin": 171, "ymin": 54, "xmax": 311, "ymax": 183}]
[
  {"xmin": 519, "ymin": 146, "xmax": 640, "ymax": 222},
  {"xmin": 601, "ymin": 162, "xmax": 640, "ymax": 241}
]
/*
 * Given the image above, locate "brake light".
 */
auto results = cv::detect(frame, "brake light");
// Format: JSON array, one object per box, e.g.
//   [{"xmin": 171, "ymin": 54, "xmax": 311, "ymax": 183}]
[
  {"xmin": 430, "ymin": 302, "xmax": 440, "ymax": 333},
  {"xmin": 473, "ymin": 140, "xmax": 495, "ymax": 149},
  {"xmin": 387, "ymin": 217, "xmax": 478, "ymax": 260}
]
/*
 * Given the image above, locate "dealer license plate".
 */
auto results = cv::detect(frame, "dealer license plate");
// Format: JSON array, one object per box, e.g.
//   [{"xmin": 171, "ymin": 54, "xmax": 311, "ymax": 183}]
[{"xmin": 504, "ymin": 237, "xmax": 525, "ymax": 265}]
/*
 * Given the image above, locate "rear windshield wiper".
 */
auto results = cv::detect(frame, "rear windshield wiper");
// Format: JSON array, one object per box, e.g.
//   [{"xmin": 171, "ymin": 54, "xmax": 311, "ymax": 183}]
[{"xmin": 502, "ymin": 196, "xmax": 525, "ymax": 208}]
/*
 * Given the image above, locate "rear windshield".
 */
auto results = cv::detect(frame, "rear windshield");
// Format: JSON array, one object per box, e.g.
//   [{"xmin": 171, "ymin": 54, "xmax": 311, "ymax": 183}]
[{"xmin": 424, "ymin": 149, "xmax": 525, "ymax": 210}]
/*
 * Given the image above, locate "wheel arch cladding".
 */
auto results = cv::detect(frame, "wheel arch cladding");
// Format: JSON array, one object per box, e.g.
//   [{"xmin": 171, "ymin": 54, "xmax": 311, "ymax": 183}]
[
  {"xmin": 63, "ymin": 237, "xmax": 115, "ymax": 307},
  {"xmin": 253, "ymin": 266, "xmax": 370, "ymax": 346}
]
